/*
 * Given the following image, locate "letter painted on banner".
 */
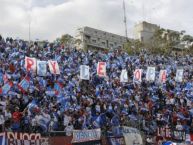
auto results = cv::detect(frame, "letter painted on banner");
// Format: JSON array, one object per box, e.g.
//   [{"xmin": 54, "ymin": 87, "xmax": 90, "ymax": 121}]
[
  {"xmin": 80, "ymin": 65, "xmax": 90, "ymax": 80},
  {"xmin": 97, "ymin": 62, "xmax": 106, "ymax": 77},
  {"xmin": 25, "ymin": 57, "xmax": 36, "ymax": 72},
  {"xmin": 133, "ymin": 69, "xmax": 142, "ymax": 82},
  {"xmin": 120, "ymin": 69, "xmax": 128, "ymax": 83},
  {"xmin": 48, "ymin": 60, "xmax": 60, "ymax": 74},
  {"xmin": 72, "ymin": 129, "xmax": 101, "ymax": 143},
  {"xmin": 175, "ymin": 69, "xmax": 184, "ymax": 82},
  {"xmin": 112, "ymin": 126, "xmax": 142, "ymax": 145},
  {"xmin": 6, "ymin": 132, "xmax": 48, "ymax": 145},
  {"xmin": 37, "ymin": 61, "xmax": 47, "ymax": 76},
  {"xmin": 159, "ymin": 70, "xmax": 167, "ymax": 83},
  {"xmin": 146, "ymin": 67, "xmax": 155, "ymax": 81}
]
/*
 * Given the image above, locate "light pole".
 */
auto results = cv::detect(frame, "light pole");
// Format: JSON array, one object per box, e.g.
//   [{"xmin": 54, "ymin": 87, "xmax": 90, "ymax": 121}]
[
  {"xmin": 123, "ymin": 0, "xmax": 128, "ymax": 40},
  {"xmin": 28, "ymin": 1, "xmax": 32, "ymax": 44},
  {"xmin": 29, "ymin": 15, "xmax": 31, "ymax": 44}
]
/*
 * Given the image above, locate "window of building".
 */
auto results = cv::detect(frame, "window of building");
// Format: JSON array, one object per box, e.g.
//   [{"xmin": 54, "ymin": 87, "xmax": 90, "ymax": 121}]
[
  {"xmin": 92, "ymin": 39, "xmax": 96, "ymax": 43},
  {"xmin": 141, "ymin": 36, "xmax": 144, "ymax": 41},
  {"xmin": 102, "ymin": 42, "xmax": 105, "ymax": 45},
  {"xmin": 85, "ymin": 35, "xmax": 91, "ymax": 40}
]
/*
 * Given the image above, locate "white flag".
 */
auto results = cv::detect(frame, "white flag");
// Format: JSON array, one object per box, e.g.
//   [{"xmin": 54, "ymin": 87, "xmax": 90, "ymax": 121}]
[
  {"xmin": 146, "ymin": 67, "xmax": 155, "ymax": 81},
  {"xmin": 120, "ymin": 69, "xmax": 128, "ymax": 82},
  {"xmin": 133, "ymin": 69, "xmax": 142, "ymax": 82},
  {"xmin": 159, "ymin": 70, "xmax": 167, "ymax": 83},
  {"xmin": 48, "ymin": 60, "xmax": 60, "ymax": 74},
  {"xmin": 37, "ymin": 61, "xmax": 47, "ymax": 76},
  {"xmin": 175, "ymin": 69, "xmax": 183, "ymax": 82},
  {"xmin": 80, "ymin": 65, "xmax": 90, "ymax": 80}
]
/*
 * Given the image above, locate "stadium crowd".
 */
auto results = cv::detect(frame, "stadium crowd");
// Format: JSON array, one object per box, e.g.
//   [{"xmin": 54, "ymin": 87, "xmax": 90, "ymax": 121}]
[{"xmin": 0, "ymin": 35, "xmax": 192, "ymax": 140}]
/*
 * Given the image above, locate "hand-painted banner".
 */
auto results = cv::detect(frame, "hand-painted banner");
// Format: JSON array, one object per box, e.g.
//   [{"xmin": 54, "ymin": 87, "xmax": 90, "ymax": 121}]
[
  {"xmin": 97, "ymin": 62, "xmax": 106, "ymax": 77},
  {"xmin": 72, "ymin": 129, "xmax": 101, "ymax": 143},
  {"xmin": 80, "ymin": 65, "xmax": 90, "ymax": 80},
  {"xmin": 25, "ymin": 57, "xmax": 36, "ymax": 72},
  {"xmin": 159, "ymin": 70, "xmax": 167, "ymax": 83},
  {"xmin": 146, "ymin": 67, "xmax": 156, "ymax": 81},
  {"xmin": 112, "ymin": 126, "xmax": 143, "ymax": 145},
  {"xmin": 18, "ymin": 77, "xmax": 30, "ymax": 93},
  {"xmin": 48, "ymin": 60, "xmax": 60, "ymax": 74},
  {"xmin": 120, "ymin": 69, "xmax": 128, "ymax": 83},
  {"xmin": 133, "ymin": 69, "xmax": 142, "ymax": 82},
  {"xmin": 175, "ymin": 69, "xmax": 184, "ymax": 82},
  {"xmin": 6, "ymin": 132, "xmax": 49, "ymax": 145},
  {"xmin": 37, "ymin": 61, "xmax": 47, "ymax": 76}
]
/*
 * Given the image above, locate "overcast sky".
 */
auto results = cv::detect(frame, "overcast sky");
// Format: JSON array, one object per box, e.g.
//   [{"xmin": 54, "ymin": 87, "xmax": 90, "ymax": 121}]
[{"xmin": 0, "ymin": 0, "xmax": 193, "ymax": 41}]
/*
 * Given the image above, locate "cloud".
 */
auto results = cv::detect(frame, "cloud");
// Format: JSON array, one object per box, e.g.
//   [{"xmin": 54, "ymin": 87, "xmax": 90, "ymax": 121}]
[{"xmin": 0, "ymin": 0, "xmax": 193, "ymax": 41}]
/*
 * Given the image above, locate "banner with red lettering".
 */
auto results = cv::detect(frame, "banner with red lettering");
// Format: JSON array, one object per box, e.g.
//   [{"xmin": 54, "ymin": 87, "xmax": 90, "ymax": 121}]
[
  {"xmin": 25, "ymin": 57, "xmax": 36, "ymax": 72},
  {"xmin": 6, "ymin": 132, "xmax": 49, "ymax": 145},
  {"xmin": 159, "ymin": 70, "xmax": 167, "ymax": 83},
  {"xmin": 133, "ymin": 69, "xmax": 142, "ymax": 82},
  {"xmin": 97, "ymin": 62, "xmax": 106, "ymax": 77},
  {"xmin": 48, "ymin": 60, "xmax": 60, "ymax": 75}
]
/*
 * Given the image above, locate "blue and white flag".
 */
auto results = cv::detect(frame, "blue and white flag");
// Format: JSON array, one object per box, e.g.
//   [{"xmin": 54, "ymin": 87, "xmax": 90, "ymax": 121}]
[
  {"xmin": 0, "ymin": 133, "xmax": 6, "ymax": 145},
  {"xmin": 37, "ymin": 61, "xmax": 47, "ymax": 76},
  {"xmin": 18, "ymin": 76, "xmax": 30, "ymax": 93},
  {"xmin": 28, "ymin": 100, "xmax": 39, "ymax": 112},
  {"xmin": 1, "ymin": 81, "xmax": 13, "ymax": 95},
  {"xmin": 38, "ymin": 116, "xmax": 50, "ymax": 132},
  {"xmin": 162, "ymin": 141, "xmax": 177, "ymax": 145}
]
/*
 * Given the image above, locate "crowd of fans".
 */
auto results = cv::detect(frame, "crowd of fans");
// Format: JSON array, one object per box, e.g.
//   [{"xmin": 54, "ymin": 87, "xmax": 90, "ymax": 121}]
[{"xmin": 0, "ymin": 35, "xmax": 192, "ymax": 140}]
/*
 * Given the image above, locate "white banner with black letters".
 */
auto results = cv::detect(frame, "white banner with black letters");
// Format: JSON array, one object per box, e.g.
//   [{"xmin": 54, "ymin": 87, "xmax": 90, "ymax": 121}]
[{"xmin": 72, "ymin": 129, "xmax": 101, "ymax": 143}]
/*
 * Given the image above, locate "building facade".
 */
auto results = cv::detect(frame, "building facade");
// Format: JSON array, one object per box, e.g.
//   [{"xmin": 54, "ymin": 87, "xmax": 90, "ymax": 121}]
[
  {"xmin": 134, "ymin": 21, "xmax": 159, "ymax": 43},
  {"xmin": 75, "ymin": 26, "xmax": 127, "ymax": 50}
]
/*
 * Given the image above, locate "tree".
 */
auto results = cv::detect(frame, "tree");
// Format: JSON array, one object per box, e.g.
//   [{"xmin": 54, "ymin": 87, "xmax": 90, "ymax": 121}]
[
  {"xmin": 123, "ymin": 39, "xmax": 144, "ymax": 55},
  {"xmin": 182, "ymin": 35, "xmax": 193, "ymax": 42},
  {"xmin": 60, "ymin": 34, "xmax": 73, "ymax": 45},
  {"xmin": 149, "ymin": 28, "xmax": 183, "ymax": 54}
]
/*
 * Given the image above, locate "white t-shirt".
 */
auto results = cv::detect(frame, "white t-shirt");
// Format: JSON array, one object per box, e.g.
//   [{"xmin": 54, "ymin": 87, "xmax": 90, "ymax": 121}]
[
  {"xmin": 63, "ymin": 115, "xmax": 71, "ymax": 126},
  {"xmin": 65, "ymin": 125, "xmax": 73, "ymax": 136},
  {"xmin": 4, "ymin": 110, "xmax": 12, "ymax": 121},
  {"xmin": 176, "ymin": 124, "xmax": 183, "ymax": 130}
]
